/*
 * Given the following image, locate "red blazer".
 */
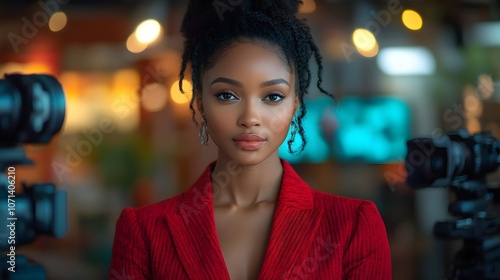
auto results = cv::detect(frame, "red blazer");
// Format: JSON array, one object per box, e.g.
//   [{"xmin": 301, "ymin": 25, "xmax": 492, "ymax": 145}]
[{"xmin": 110, "ymin": 159, "xmax": 391, "ymax": 279}]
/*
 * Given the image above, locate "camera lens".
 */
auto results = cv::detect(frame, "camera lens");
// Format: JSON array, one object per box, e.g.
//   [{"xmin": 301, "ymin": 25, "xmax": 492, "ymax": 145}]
[
  {"xmin": 406, "ymin": 139, "xmax": 449, "ymax": 188},
  {"xmin": 431, "ymin": 154, "xmax": 445, "ymax": 174},
  {"xmin": 0, "ymin": 74, "xmax": 66, "ymax": 145},
  {"xmin": 32, "ymin": 184, "xmax": 68, "ymax": 238}
]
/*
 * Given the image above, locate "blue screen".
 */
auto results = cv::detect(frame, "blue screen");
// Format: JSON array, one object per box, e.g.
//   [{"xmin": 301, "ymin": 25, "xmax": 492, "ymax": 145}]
[{"xmin": 278, "ymin": 97, "xmax": 410, "ymax": 164}]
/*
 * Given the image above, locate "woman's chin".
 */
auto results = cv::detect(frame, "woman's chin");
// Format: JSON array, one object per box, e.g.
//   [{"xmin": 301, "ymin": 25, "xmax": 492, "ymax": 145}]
[{"xmin": 221, "ymin": 150, "xmax": 279, "ymax": 167}]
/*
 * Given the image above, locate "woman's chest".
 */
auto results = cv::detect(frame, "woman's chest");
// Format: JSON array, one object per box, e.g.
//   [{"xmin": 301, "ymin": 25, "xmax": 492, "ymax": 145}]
[{"xmin": 214, "ymin": 203, "xmax": 275, "ymax": 280}]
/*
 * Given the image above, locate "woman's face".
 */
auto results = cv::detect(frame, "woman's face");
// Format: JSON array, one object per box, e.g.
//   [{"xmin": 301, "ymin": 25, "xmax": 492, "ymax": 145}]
[{"xmin": 199, "ymin": 41, "xmax": 299, "ymax": 166}]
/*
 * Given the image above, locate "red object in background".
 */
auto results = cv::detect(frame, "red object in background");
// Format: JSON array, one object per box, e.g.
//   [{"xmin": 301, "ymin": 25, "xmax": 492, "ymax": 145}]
[{"xmin": 25, "ymin": 36, "xmax": 60, "ymax": 74}]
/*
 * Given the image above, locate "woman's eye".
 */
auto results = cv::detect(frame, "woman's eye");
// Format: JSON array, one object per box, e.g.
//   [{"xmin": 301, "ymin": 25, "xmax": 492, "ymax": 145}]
[
  {"xmin": 264, "ymin": 93, "xmax": 284, "ymax": 102},
  {"xmin": 216, "ymin": 92, "xmax": 237, "ymax": 101}
]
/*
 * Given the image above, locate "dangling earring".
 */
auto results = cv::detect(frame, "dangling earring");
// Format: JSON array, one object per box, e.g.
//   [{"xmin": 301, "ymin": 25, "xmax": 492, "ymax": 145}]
[{"xmin": 199, "ymin": 113, "xmax": 210, "ymax": 147}]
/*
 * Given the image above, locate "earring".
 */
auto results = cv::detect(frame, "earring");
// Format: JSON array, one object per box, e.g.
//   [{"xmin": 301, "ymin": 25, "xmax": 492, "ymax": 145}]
[{"xmin": 199, "ymin": 113, "xmax": 210, "ymax": 147}]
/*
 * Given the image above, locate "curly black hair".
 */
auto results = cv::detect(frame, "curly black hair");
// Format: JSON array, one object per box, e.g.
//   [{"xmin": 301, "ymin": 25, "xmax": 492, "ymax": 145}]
[{"xmin": 179, "ymin": 0, "xmax": 335, "ymax": 154}]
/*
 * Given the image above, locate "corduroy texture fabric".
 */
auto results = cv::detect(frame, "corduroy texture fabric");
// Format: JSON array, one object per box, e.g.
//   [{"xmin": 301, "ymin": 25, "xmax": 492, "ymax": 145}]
[{"xmin": 110, "ymin": 159, "xmax": 392, "ymax": 279}]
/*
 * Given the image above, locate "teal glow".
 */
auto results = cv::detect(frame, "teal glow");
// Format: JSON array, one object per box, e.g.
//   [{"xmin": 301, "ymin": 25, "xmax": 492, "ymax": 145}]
[
  {"xmin": 333, "ymin": 97, "xmax": 410, "ymax": 163},
  {"xmin": 278, "ymin": 98, "xmax": 334, "ymax": 164},
  {"xmin": 278, "ymin": 97, "xmax": 410, "ymax": 164}
]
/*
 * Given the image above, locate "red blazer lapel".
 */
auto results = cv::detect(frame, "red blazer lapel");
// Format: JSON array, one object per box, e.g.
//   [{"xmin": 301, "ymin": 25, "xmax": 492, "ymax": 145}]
[
  {"xmin": 166, "ymin": 164, "xmax": 231, "ymax": 280},
  {"xmin": 257, "ymin": 160, "xmax": 324, "ymax": 279},
  {"xmin": 166, "ymin": 159, "xmax": 323, "ymax": 280}
]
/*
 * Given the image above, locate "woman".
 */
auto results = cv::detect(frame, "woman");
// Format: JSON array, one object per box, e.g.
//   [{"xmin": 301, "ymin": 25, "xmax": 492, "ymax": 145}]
[{"xmin": 110, "ymin": 0, "xmax": 392, "ymax": 279}]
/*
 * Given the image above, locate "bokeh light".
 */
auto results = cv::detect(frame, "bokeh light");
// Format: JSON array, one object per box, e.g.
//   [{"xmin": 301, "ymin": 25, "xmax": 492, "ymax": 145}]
[
  {"xmin": 402, "ymin": 9, "xmax": 423, "ymax": 31},
  {"xmin": 377, "ymin": 47, "xmax": 436, "ymax": 75},
  {"xmin": 352, "ymin": 28, "xmax": 379, "ymax": 57},
  {"xmin": 126, "ymin": 33, "xmax": 148, "ymax": 53},
  {"xmin": 170, "ymin": 80, "xmax": 193, "ymax": 104},
  {"xmin": 49, "ymin": 12, "xmax": 68, "ymax": 32},
  {"xmin": 135, "ymin": 19, "xmax": 162, "ymax": 44}
]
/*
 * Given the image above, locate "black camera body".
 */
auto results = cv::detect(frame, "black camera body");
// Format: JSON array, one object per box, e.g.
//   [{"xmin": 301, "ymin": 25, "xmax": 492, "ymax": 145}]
[
  {"xmin": 406, "ymin": 129, "xmax": 500, "ymax": 280},
  {"xmin": 406, "ymin": 129, "xmax": 499, "ymax": 189},
  {"xmin": 0, "ymin": 73, "xmax": 68, "ymax": 280}
]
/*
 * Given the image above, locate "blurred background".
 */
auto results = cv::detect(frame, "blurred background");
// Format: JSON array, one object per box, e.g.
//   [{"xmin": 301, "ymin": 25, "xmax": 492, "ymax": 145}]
[{"xmin": 1, "ymin": 0, "xmax": 500, "ymax": 279}]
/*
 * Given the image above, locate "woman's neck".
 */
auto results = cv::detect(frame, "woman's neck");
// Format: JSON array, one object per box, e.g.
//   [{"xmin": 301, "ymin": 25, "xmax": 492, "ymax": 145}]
[{"xmin": 211, "ymin": 153, "xmax": 283, "ymax": 208}]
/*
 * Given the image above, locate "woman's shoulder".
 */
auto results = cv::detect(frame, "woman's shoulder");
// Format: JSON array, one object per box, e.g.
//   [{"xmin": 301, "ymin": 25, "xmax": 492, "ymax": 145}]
[
  {"xmin": 310, "ymin": 189, "xmax": 387, "ymax": 240},
  {"xmin": 121, "ymin": 191, "xmax": 187, "ymax": 221},
  {"xmin": 311, "ymin": 188, "xmax": 381, "ymax": 218}
]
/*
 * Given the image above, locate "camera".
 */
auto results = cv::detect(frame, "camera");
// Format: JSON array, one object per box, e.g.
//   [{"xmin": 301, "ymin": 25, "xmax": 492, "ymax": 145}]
[
  {"xmin": 0, "ymin": 73, "xmax": 68, "ymax": 280},
  {"xmin": 405, "ymin": 129, "xmax": 500, "ymax": 280},
  {"xmin": 406, "ymin": 129, "xmax": 500, "ymax": 189}
]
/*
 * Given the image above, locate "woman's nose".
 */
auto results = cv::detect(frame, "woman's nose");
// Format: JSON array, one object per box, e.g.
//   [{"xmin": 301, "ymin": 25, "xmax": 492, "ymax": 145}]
[{"xmin": 237, "ymin": 101, "xmax": 261, "ymax": 128}]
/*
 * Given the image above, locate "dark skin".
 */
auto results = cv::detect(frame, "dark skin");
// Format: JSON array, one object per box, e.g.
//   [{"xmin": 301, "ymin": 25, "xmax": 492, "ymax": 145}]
[{"xmin": 197, "ymin": 40, "xmax": 299, "ymax": 280}]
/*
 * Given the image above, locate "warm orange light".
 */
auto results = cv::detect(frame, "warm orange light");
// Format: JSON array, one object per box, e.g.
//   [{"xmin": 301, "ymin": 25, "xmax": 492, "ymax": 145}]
[
  {"xmin": 1, "ymin": 62, "xmax": 25, "ymax": 75},
  {"xmin": 49, "ymin": 12, "xmax": 67, "ymax": 32},
  {"xmin": 357, "ymin": 43, "xmax": 379, "ymax": 58},
  {"xmin": 171, "ymin": 80, "xmax": 192, "ymax": 104},
  {"xmin": 352, "ymin": 28, "xmax": 379, "ymax": 57},
  {"xmin": 112, "ymin": 69, "xmax": 140, "ymax": 99},
  {"xmin": 59, "ymin": 71, "xmax": 82, "ymax": 100},
  {"xmin": 24, "ymin": 62, "xmax": 52, "ymax": 74},
  {"xmin": 135, "ymin": 19, "xmax": 162, "ymax": 44},
  {"xmin": 402, "ymin": 10, "xmax": 423, "ymax": 31},
  {"xmin": 466, "ymin": 118, "xmax": 481, "ymax": 134},
  {"xmin": 126, "ymin": 33, "xmax": 148, "ymax": 53},
  {"xmin": 353, "ymin": 29, "xmax": 377, "ymax": 51}
]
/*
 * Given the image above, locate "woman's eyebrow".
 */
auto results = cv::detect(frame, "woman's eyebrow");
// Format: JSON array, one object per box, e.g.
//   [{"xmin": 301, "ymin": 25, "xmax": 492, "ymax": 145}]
[
  {"xmin": 210, "ymin": 77, "xmax": 290, "ymax": 88},
  {"xmin": 260, "ymin": 78, "xmax": 290, "ymax": 88}
]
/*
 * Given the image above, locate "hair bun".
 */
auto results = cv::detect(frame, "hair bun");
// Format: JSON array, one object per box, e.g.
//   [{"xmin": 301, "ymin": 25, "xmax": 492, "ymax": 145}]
[
  {"xmin": 180, "ymin": 0, "xmax": 219, "ymax": 40},
  {"xmin": 181, "ymin": 0, "xmax": 303, "ymax": 40},
  {"xmin": 250, "ymin": 0, "xmax": 303, "ymax": 17}
]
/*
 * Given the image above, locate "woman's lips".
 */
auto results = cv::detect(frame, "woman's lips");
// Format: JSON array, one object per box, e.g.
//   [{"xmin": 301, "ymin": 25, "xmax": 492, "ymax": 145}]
[
  {"xmin": 232, "ymin": 140, "xmax": 266, "ymax": 151},
  {"xmin": 232, "ymin": 134, "xmax": 266, "ymax": 151}
]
